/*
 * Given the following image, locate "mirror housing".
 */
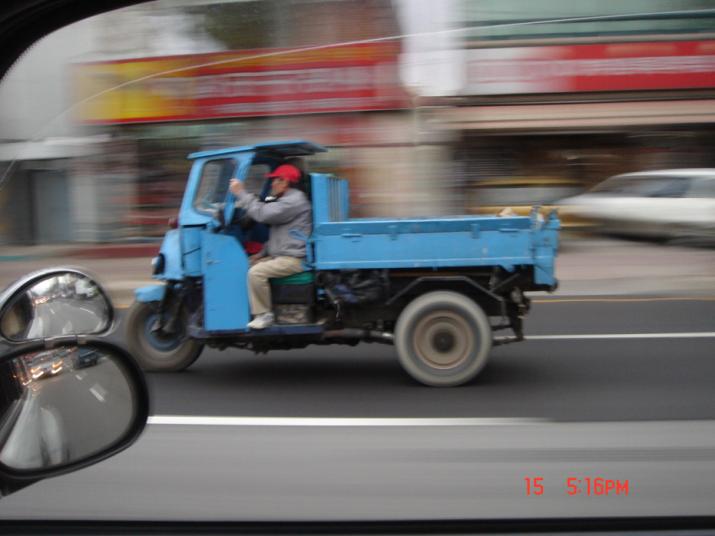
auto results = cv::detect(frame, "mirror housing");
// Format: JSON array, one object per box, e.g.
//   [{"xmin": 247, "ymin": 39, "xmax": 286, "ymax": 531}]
[
  {"xmin": 0, "ymin": 268, "xmax": 149, "ymax": 497},
  {"xmin": 0, "ymin": 268, "xmax": 114, "ymax": 343},
  {"xmin": 0, "ymin": 337, "xmax": 149, "ymax": 497}
]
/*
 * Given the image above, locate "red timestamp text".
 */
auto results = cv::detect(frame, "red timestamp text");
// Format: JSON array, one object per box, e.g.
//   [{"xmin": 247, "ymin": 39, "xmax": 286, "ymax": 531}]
[{"xmin": 524, "ymin": 476, "xmax": 630, "ymax": 496}]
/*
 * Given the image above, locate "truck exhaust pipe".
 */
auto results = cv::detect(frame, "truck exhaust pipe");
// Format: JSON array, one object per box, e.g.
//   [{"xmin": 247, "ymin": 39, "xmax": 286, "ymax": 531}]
[{"xmin": 323, "ymin": 329, "xmax": 394, "ymax": 345}]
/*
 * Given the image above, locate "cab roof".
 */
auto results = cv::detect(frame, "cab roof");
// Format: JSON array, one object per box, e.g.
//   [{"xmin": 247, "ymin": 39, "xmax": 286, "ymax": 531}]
[{"xmin": 188, "ymin": 140, "xmax": 327, "ymax": 160}]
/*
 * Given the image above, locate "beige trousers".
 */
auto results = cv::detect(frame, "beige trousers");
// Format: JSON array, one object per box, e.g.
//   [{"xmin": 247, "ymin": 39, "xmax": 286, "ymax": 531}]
[{"xmin": 248, "ymin": 255, "xmax": 304, "ymax": 315}]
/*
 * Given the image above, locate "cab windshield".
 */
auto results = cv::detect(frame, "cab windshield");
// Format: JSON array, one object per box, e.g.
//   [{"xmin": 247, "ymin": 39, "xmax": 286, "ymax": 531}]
[{"xmin": 192, "ymin": 158, "xmax": 237, "ymax": 214}]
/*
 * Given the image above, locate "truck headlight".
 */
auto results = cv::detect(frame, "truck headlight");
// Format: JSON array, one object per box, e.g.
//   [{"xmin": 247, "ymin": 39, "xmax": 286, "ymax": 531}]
[{"xmin": 151, "ymin": 254, "xmax": 165, "ymax": 275}]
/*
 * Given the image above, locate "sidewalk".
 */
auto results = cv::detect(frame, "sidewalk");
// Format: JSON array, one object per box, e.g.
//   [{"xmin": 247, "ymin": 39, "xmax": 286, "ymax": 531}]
[
  {"xmin": 552, "ymin": 237, "xmax": 715, "ymax": 297},
  {"xmin": 1, "ymin": 237, "xmax": 714, "ymax": 306},
  {"xmin": 0, "ymin": 242, "xmax": 160, "ymax": 261},
  {"xmin": 0, "ymin": 243, "xmax": 159, "ymax": 307}
]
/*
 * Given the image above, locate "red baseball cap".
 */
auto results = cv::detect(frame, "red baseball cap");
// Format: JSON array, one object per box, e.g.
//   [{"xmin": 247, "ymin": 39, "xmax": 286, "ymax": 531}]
[{"xmin": 266, "ymin": 164, "xmax": 301, "ymax": 183}]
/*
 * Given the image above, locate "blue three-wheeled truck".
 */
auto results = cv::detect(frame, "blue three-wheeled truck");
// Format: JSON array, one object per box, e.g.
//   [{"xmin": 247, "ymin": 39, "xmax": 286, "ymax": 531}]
[{"xmin": 126, "ymin": 141, "xmax": 560, "ymax": 386}]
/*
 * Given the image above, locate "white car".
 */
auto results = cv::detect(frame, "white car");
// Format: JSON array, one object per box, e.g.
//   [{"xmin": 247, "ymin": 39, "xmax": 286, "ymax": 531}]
[
  {"xmin": 559, "ymin": 169, "xmax": 715, "ymax": 242},
  {"xmin": 74, "ymin": 278, "xmax": 98, "ymax": 299}
]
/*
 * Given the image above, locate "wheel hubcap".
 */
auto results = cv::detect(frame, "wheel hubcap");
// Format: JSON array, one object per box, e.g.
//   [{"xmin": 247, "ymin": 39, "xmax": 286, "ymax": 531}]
[
  {"xmin": 413, "ymin": 311, "xmax": 474, "ymax": 369},
  {"xmin": 433, "ymin": 331, "xmax": 455, "ymax": 353}
]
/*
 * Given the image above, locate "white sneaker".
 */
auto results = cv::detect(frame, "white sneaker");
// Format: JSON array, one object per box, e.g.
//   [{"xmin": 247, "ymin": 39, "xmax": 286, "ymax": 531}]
[{"xmin": 247, "ymin": 312, "xmax": 274, "ymax": 330}]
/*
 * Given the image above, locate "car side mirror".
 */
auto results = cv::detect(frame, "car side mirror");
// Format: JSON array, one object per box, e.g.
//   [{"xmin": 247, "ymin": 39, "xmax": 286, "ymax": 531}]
[
  {"xmin": 0, "ymin": 339, "xmax": 148, "ymax": 496},
  {"xmin": 0, "ymin": 269, "xmax": 113, "ymax": 342},
  {"xmin": 0, "ymin": 269, "xmax": 149, "ymax": 497}
]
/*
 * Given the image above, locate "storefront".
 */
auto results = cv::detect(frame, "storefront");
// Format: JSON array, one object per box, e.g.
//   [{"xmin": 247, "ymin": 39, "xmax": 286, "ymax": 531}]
[
  {"xmin": 71, "ymin": 41, "xmax": 459, "ymax": 238},
  {"xmin": 428, "ymin": 37, "xmax": 715, "ymax": 214},
  {"xmin": 0, "ymin": 139, "xmax": 110, "ymax": 245}
]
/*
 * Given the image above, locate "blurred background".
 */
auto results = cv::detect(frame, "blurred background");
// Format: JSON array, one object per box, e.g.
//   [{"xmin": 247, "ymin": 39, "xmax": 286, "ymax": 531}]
[
  {"xmin": 0, "ymin": 0, "xmax": 714, "ymax": 246},
  {"xmin": 1, "ymin": 2, "xmax": 715, "ymax": 524}
]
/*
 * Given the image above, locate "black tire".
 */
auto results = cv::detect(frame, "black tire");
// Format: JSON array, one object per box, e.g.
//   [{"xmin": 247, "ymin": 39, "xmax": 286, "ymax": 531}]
[
  {"xmin": 395, "ymin": 291, "xmax": 492, "ymax": 387},
  {"xmin": 124, "ymin": 300, "xmax": 203, "ymax": 372}
]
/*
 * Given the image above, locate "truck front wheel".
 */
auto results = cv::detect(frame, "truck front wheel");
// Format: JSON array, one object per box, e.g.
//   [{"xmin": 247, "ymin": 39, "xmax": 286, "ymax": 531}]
[
  {"xmin": 395, "ymin": 291, "xmax": 492, "ymax": 387},
  {"xmin": 125, "ymin": 300, "xmax": 203, "ymax": 372}
]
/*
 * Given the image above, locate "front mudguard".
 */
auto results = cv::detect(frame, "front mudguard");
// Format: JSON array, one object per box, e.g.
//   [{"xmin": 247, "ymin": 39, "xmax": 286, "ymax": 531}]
[
  {"xmin": 135, "ymin": 284, "xmax": 166, "ymax": 304},
  {"xmin": 134, "ymin": 283, "xmax": 186, "ymax": 336}
]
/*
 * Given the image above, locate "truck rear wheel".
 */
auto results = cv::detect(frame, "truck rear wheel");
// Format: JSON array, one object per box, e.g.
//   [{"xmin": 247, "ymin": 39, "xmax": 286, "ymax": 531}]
[
  {"xmin": 395, "ymin": 291, "xmax": 492, "ymax": 387},
  {"xmin": 125, "ymin": 300, "xmax": 203, "ymax": 372}
]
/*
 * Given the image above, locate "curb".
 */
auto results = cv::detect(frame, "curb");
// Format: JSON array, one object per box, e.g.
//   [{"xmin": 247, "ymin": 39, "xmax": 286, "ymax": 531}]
[
  {"xmin": 67, "ymin": 244, "xmax": 160, "ymax": 259},
  {"xmin": 0, "ymin": 244, "xmax": 160, "ymax": 262}
]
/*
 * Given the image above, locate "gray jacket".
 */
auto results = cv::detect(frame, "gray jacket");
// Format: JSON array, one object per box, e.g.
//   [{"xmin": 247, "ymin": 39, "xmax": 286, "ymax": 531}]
[{"xmin": 236, "ymin": 187, "xmax": 312, "ymax": 259}]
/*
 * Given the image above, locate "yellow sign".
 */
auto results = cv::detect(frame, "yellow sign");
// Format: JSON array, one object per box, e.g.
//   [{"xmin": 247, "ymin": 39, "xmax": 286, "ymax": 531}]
[{"xmin": 72, "ymin": 43, "xmax": 406, "ymax": 124}]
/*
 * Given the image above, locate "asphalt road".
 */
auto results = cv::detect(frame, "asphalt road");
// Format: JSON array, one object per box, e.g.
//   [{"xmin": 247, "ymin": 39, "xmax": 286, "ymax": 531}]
[
  {"xmin": 1, "ymin": 298, "xmax": 713, "ymax": 521},
  {"xmin": 34, "ymin": 356, "xmax": 136, "ymax": 462},
  {"xmin": 2, "ymin": 421, "xmax": 715, "ymax": 521},
  {"xmin": 111, "ymin": 298, "xmax": 715, "ymax": 422},
  {"xmin": 26, "ymin": 298, "xmax": 107, "ymax": 339}
]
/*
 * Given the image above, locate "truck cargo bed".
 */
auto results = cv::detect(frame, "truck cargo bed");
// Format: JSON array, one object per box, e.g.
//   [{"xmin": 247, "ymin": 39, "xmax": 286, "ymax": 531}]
[{"xmin": 309, "ymin": 175, "xmax": 560, "ymax": 286}]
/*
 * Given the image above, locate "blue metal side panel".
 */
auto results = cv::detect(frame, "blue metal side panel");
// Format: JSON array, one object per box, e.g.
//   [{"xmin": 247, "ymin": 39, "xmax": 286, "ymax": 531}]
[
  {"xmin": 155, "ymin": 229, "xmax": 183, "ymax": 281},
  {"xmin": 534, "ymin": 246, "xmax": 555, "ymax": 286},
  {"xmin": 201, "ymin": 231, "xmax": 251, "ymax": 332},
  {"xmin": 312, "ymin": 216, "xmax": 536, "ymax": 271},
  {"xmin": 532, "ymin": 212, "xmax": 561, "ymax": 286},
  {"xmin": 315, "ymin": 217, "xmax": 530, "ymax": 235},
  {"xmin": 314, "ymin": 232, "xmax": 531, "ymax": 269},
  {"xmin": 135, "ymin": 284, "xmax": 166, "ymax": 303},
  {"xmin": 181, "ymin": 226, "xmax": 203, "ymax": 276}
]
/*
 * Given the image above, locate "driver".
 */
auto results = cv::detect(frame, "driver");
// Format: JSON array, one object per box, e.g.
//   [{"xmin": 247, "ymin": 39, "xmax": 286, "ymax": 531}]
[{"xmin": 229, "ymin": 164, "xmax": 311, "ymax": 330}]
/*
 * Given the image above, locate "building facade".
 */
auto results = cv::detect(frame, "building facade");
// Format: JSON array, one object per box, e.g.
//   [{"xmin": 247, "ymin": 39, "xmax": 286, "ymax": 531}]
[{"xmin": 424, "ymin": 0, "xmax": 715, "ymax": 213}]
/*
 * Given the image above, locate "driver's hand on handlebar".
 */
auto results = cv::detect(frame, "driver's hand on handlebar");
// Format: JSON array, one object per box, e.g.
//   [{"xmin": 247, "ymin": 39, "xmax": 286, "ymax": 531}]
[{"xmin": 229, "ymin": 178, "xmax": 243, "ymax": 196}]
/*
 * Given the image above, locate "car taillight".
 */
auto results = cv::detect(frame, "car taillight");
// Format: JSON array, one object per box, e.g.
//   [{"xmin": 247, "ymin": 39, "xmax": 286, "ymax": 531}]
[{"xmin": 168, "ymin": 216, "xmax": 178, "ymax": 229}]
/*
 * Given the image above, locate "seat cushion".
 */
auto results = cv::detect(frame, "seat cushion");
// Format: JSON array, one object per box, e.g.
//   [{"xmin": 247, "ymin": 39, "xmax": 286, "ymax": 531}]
[{"xmin": 271, "ymin": 271, "xmax": 314, "ymax": 285}]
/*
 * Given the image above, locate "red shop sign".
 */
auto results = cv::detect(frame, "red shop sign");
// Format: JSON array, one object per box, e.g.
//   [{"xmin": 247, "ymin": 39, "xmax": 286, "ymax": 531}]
[{"xmin": 465, "ymin": 40, "xmax": 715, "ymax": 95}]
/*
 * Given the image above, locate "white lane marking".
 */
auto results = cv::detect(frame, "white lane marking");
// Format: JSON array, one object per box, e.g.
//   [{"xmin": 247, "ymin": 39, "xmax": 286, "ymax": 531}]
[
  {"xmin": 520, "ymin": 332, "xmax": 715, "ymax": 340},
  {"xmin": 147, "ymin": 416, "xmax": 547, "ymax": 427},
  {"xmin": 533, "ymin": 297, "xmax": 715, "ymax": 303},
  {"xmin": 89, "ymin": 385, "xmax": 107, "ymax": 403}
]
